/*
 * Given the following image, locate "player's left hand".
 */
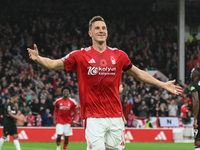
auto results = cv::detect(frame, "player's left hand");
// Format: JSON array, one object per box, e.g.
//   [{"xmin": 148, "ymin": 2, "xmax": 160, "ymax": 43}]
[{"xmin": 163, "ymin": 79, "xmax": 183, "ymax": 95}]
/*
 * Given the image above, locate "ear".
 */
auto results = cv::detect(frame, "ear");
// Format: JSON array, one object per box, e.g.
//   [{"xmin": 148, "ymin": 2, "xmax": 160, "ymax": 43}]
[{"xmin": 88, "ymin": 30, "xmax": 92, "ymax": 37}]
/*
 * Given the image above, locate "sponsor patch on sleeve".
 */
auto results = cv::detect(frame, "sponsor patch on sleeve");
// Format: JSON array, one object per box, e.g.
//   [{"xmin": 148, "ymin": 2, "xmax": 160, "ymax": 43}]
[{"xmin": 190, "ymin": 86, "xmax": 196, "ymax": 91}]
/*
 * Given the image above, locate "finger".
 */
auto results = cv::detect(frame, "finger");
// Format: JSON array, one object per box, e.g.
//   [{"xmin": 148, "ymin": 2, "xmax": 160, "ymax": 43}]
[
  {"xmin": 34, "ymin": 44, "xmax": 38, "ymax": 51},
  {"xmin": 171, "ymin": 79, "xmax": 176, "ymax": 84},
  {"xmin": 27, "ymin": 48, "xmax": 33, "ymax": 51}
]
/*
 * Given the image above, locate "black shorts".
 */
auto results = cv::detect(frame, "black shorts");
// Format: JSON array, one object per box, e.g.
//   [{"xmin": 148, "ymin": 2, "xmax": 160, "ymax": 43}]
[{"xmin": 3, "ymin": 119, "xmax": 17, "ymax": 135}]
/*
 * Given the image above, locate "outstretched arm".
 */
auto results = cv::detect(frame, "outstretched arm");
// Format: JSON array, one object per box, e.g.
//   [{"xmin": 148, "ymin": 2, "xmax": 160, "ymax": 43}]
[
  {"xmin": 27, "ymin": 44, "xmax": 65, "ymax": 71},
  {"xmin": 125, "ymin": 65, "xmax": 182, "ymax": 95}
]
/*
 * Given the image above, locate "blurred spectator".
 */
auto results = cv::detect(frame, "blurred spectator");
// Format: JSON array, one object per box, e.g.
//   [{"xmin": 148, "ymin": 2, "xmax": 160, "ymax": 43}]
[
  {"xmin": 145, "ymin": 117, "xmax": 153, "ymax": 128},
  {"xmin": 159, "ymin": 102, "xmax": 168, "ymax": 117},
  {"xmin": 127, "ymin": 110, "xmax": 135, "ymax": 127},
  {"xmin": 40, "ymin": 98, "xmax": 47, "ymax": 116},
  {"xmin": 19, "ymin": 101, "xmax": 31, "ymax": 116},
  {"xmin": 43, "ymin": 108, "xmax": 53, "ymax": 126},
  {"xmin": 168, "ymin": 100, "xmax": 178, "ymax": 117},
  {"xmin": 181, "ymin": 101, "xmax": 191, "ymax": 124},
  {"xmin": 124, "ymin": 100, "xmax": 135, "ymax": 121},
  {"xmin": 148, "ymin": 98, "xmax": 156, "ymax": 117},
  {"xmin": 35, "ymin": 114, "xmax": 42, "ymax": 127},
  {"xmin": 25, "ymin": 111, "xmax": 35, "ymax": 127},
  {"xmin": 31, "ymin": 98, "xmax": 40, "ymax": 116},
  {"xmin": 137, "ymin": 100, "xmax": 149, "ymax": 118},
  {"xmin": 16, "ymin": 110, "xmax": 26, "ymax": 126}
]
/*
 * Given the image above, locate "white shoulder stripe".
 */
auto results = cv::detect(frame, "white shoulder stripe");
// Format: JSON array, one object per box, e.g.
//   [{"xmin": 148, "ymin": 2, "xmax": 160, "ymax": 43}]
[
  {"xmin": 81, "ymin": 46, "xmax": 91, "ymax": 51},
  {"xmin": 55, "ymin": 97, "xmax": 62, "ymax": 102},
  {"xmin": 69, "ymin": 97, "xmax": 77, "ymax": 105},
  {"xmin": 107, "ymin": 46, "xmax": 118, "ymax": 51}
]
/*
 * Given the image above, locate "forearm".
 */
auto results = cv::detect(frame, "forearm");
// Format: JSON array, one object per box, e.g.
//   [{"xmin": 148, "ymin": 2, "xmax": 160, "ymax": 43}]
[
  {"xmin": 127, "ymin": 68, "xmax": 165, "ymax": 89},
  {"xmin": 193, "ymin": 100, "xmax": 199, "ymax": 120},
  {"xmin": 192, "ymin": 92, "xmax": 199, "ymax": 120},
  {"xmin": 9, "ymin": 112, "xmax": 19, "ymax": 120},
  {"xmin": 35, "ymin": 56, "xmax": 56, "ymax": 70}
]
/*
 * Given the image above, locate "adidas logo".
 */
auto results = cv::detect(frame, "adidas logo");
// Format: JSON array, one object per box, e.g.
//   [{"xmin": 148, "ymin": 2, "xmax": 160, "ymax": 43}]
[
  {"xmin": 155, "ymin": 131, "xmax": 167, "ymax": 140},
  {"xmin": 88, "ymin": 58, "xmax": 96, "ymax": 63},
  {"xmin": 125, "ymin": 131, "xmax": 134, "ymax": 143},
  {"xmin": 18, "ymin": 130, "xmax": 28, "ymax": 139},
  {"xmin": 51, "ymin": 133, "xmax": 64, "ymax": 140}
]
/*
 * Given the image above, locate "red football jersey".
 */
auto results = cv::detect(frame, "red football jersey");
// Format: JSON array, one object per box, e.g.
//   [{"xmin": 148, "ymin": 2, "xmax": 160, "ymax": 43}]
[
  {"xmin": 53, "ymin": 97, "xmax": 77, "ymax": 124},
  {"xmin": 61, "ymin": 46, "xmax": 131, "ymax": 119}
]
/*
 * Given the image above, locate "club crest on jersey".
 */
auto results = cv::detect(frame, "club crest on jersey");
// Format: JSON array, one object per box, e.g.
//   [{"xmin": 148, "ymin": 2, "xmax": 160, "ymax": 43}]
[
  {"xmin": 111, "ymin": 56, "xmax": 116, "ymax": 64},
  {"xmin": 100, "ymin": 59, "xmax": 107, "ymax": 67}
]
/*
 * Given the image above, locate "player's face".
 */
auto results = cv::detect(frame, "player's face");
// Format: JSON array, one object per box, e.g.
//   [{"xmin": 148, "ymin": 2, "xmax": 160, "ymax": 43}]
[
  {"xmin": 12, "ymin": 96, "xmax": 19, "ymax": 103},
  {"xmin": 63, "ymin": 89, "xmax": 70, "ymax": 97},
  {"xmin": 88, "ymin": 21, "xmax": 108, "ymax": 43}
]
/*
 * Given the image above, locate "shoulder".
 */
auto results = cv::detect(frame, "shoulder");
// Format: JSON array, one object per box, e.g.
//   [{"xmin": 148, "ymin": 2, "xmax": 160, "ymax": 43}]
[
  {"xmin": 107, "ymin": 46, "xmax": 129, "ymax": 58},
  {"xmin": 107, "ymin": 46, "xmax": 125, "ymax": 53},
  {"xmin": 61, "ymin": 46, "xmax": 92, "ymax": 61},
  {"xmin": 190, "ymin": 79, "xmax": 200, "ymax": 91},
  {"xmin": 55, "ymin": 97, "xmax": 62, "ymax": 103},
  {"xmin": 69, "ymin": 98, "xmax": 77, "ymax": 105}
]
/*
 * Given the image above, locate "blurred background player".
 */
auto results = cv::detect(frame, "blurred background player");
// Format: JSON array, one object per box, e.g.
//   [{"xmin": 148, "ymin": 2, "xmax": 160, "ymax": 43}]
[
  {"xmin": 190, "ymin": 67, "xmax": 200, "ymax": 150},
  {"xmin": 0, "ymin": 93, "xmax": 25, "ymax": 150},
  {"xmin": 53, "ymin": 87, "xmax": 78, "ymax": 150}
]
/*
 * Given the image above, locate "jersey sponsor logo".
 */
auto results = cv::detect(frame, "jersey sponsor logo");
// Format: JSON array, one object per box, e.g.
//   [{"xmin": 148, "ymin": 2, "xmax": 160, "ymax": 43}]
[
  {"xmin": 18, "ymin": 130, "xmax": 28, "ymax": 139},
  {"xmin": 154, "ymin": 131, "xmax": 167, "ymax": 140},
  {"xmin": 59, "ymin": 106, "xmax": 70, "ymax": 110},
  {"xmin": 87, "ymin": 66, "xmax": 116, "ymax": 75},
  {"xmin": 88, "ymin": 58, "xmax": 96, "ymax": 63},
  {"xmin": 11, "ymin": 110, "xmax": 16, "ymax": 114},
  {"xmin": 111, "ymin": 56, "xmax": 116, "ymax": 64}
]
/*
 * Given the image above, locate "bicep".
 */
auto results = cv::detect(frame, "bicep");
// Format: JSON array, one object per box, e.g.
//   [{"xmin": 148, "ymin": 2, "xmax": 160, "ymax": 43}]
[
  {"xmin": 52, "ymin": 59, "xmax": 65, "ymax": 70},
  {"xmin": 125, "ymin": 65, "xmax": 142, "ymax": 78},
  {"xmin": 192, "ymin": 91, "xmax": 199, "ymax": 101}
]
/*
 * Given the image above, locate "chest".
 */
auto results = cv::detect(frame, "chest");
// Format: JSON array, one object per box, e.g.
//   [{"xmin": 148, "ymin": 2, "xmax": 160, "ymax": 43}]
[
  {"xmin": 7, "ymin": 104, "xmax": 17, "ymax": 115},
  {"xmin": 82, "ymin": 52, "xmax": 120, "ymax": 76},
  {"xmin": 58, "ymin": 101, "xmax": 73, "ymax": 110}
]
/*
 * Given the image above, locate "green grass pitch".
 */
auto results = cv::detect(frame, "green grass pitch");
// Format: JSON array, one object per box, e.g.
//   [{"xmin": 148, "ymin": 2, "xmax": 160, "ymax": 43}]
[{"xmin": 1, "ymin": 142, "xmax": 193, "ymax": 150}]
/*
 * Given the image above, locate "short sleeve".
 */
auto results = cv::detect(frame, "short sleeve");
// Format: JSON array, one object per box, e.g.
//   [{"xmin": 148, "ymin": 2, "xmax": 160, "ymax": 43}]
[
  {"xmin": 119, "ymin": 51, "xmax": 132, "ymax": 71},
  {"xmin": 61, "ymin": 50, "xmax": 80, "ymax": 71},
  {"xmin": 7, "ymin": 105, "xmax": 11, "ymax": 111},
  {"xmin": 190, "ymin": 82, "xmax": 197, "ymax": 92}
]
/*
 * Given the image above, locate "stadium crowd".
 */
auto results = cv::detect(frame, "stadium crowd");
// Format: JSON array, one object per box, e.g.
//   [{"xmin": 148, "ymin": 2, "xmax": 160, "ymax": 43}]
[{"xmin": 0, "ymin": 0, "xmax": 200, "ymax": 127}]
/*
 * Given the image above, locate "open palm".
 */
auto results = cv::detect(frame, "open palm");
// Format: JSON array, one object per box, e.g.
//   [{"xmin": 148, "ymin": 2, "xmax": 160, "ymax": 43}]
[{"xmin": 27, "ymin": 44, "xmax": 39, "ymax": 61}]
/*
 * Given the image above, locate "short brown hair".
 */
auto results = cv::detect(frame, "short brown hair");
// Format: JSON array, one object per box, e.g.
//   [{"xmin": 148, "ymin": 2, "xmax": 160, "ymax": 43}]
[{"xmin": 89, "ymin": 16, "xmax": 105, "ymax": 30}]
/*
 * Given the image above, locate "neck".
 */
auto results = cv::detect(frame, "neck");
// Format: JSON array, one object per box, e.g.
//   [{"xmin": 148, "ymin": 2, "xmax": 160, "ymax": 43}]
[
  {"xmin": 92, "ymin": 41, "xmax": 107, "ymax": 53},
  {"xmin": 63, "ymin": 96, "xmax": 69, "ymax": 100}
]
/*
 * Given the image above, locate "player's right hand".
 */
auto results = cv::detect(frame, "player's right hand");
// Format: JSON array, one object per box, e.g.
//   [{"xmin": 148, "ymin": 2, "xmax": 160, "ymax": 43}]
[
  {"xmin": 27, "ymin": 44, "xmax": 39, "ymax": 61},
  {"xmin": 54, "ymin": 119, "xmax": 57, "ymax": 125},
  {"xmin": 193, "ymin": 119, "xmax": 198, "ymax": 129}
]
